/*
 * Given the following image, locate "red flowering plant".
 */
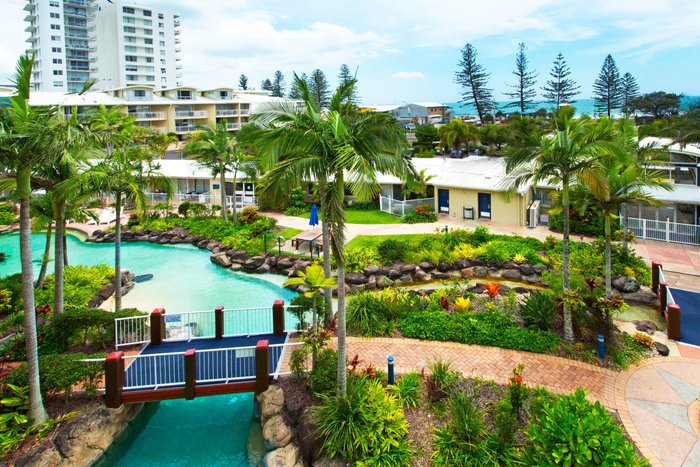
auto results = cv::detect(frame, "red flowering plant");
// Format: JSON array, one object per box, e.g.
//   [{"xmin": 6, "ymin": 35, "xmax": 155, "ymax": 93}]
[
  {"xmin": 484, "ymin": 281, "xmax": 500, "ymax": 299},
  {"xmin": 348, "ymin": 354, "xmax": 382, "ymax": 380},
  {"xmin": 508, "ymin": 364, "xmax": 526, "ymax": 420}
]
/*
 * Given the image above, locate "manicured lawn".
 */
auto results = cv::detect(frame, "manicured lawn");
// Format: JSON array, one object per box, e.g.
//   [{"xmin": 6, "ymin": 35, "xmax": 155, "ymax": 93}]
[
  {"xmin": 278, "ymin": 227, "xmax": 303, "ymax": 239},
  {"xmin": 295, "ymin": 208, "xmax": 402, "ymax": 225},
  {"xmin": 346, "ymin": 233, "xmax": 433, "ymax": 250}
]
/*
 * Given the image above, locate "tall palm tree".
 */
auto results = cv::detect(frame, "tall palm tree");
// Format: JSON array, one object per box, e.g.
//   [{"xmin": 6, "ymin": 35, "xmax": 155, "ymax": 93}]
[
  {"xmin": 438, "ymin": 119, "xmax": 479, "ymax": 154},
  {"xmin": 505, "ymin": 107, "xmax": 612, "ymax": 342},
  {"xmin": 250, "ymin": 74, "xmax": 414, "ymax": 394},
  {"xmin": 0, "ymin": 54, "xmax": 53, "ymax": 426},
  {"xmin": 185, "ymin": 122, "xmax": 253, "ymax": 223},
  {"xmin": 30, "ymin": 193, "xmax": 55, "ymax": 290},
  {"xmin": 61, "ymin": 133, "xmax": 174, "ymax": 312},
  {"xmin": 283, "ymin": 264, "xmax": 336, "ymax": 368}
]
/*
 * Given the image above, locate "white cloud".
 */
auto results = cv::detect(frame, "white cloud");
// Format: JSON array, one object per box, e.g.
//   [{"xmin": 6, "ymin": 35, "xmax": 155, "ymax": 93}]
[
  {"xmin": 0, "ymin": 0, "xmax": 31, "ymax": 84},
  {"xmin": 391, "ymin": 71, "xmax": 425, "ymax": 79}
]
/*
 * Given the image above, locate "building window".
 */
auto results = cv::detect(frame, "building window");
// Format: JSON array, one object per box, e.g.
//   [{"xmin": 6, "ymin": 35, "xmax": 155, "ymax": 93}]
[
  {"xmin": 125, "ymin": 65, "xmax": 137, "ymax": 72},
  {"xmin": 124, "ymin": 46, "xmax": 137, "ymax": 52},
  {"xmin": 146, "ymin": 76, "xmax": 155, "ymax": 82},
  {"xmin": 145, "ymin": 47, "xmax": 153, "ymax": 54},
  {"xmin": 144, "ymin": 10, "xmax": 152, "ymax": 16},
  {"xmin": 144, "ymin": 29, "xmax": 153, "ymax": 35},
  {"xmin": 123, "ymin": 7, "xmax": 135, "ymax": 14},
  {"xmin": 123, "ymin": 17, "xmax": 135, "ymax": 24},
  {"xmin": 50, "ymin": 24, "xmax": 61, "ymax": 30},
  {"xmin": 143, "ymin": 19, "xmax": 152, "ymax": 26},
  {"xmin": 125, "ymin": 55, "xmax": 137, "ymax": 62},
  {"xmin": 160, "ymin": 50, "xmax": 166, "ymax": 56},
  {"xmin": 159, "ymin": 31, "xmax": 165, "ymax": 38},
  {"xmin": 159, "ymin": 41, "xmax": 165, "ymax": 47},
  {"xmin": 161, "ymin": 68, "xmax": 166, "ymax": 74},
  {"xmin": 158, "ymin": 13, "xmax": 164, "ymax": 19},
  {"xmin": 52, "ymin": 58, "xmax": 62, "ymax": 64},
  {"xmin": 49, "ymin": 0, "xmax": 59, "ymax": 6},
  {"xmin": 144, "ymin": 38, "xmax": 153, "ymax": 44},
  {"xmin": 126, "ymin": 74, "xmax": 138, "ymax": 81},
  {"xmin": 53, "ymin": 70, "xmax": 63, "ymax": 75},
  {"xmin": 145, "ymin": 57, "xmax": 153, "ymax": 63},
  {"xmin": 159, "ymin": 22, "xmax": 164, "ymax": 28},
  {"xmin": 50, "ymin": 12, "xmax": 60, "ymax": 18},
  {"xmin": 51, "ymin": 47, "xmax": 62, "ymax": 53},
  {"xmin": 124, "ymin": 36, "xmax": 136, "ymax": 43},
  {"xmin": 160, "ymin": 59, "xmax": 166, "ymax": 65},
  {"xmin": 53, "ymin": 81, "xmax": 63, "ymax": 87},
  {"xmin": 51, "ymin": 35, "xmax": 61, "ymax": 41},
  {"xmin": 124, "ymin": 26, "xmax": 135, "ymax": 33}
]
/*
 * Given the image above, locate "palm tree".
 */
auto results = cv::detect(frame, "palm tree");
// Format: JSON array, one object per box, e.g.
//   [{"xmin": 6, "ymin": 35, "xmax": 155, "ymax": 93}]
[
  {"xmin": 185, "ymin": 122, "xmax": 253, "ymax": 223},
  {"xmin": 675, "ymin": 107, "xmax": 700, "ymax": 145},
  {"xmin": 0, "ymin": 54, "xmax": 53, "ymax": 426},
  {"xmin": 30, "ymin": 193, "xmax": 55, "ymax": 290},
  {"xmin": 438, "ymin": 119, "xmax": 479, "ymax": 154},
  {"xmin": 61, "ymin": 131, "xmax": 174, "ymax": 312},
  {"xmin": 249, "ymin": 74, "xmax": 414, "ymax": 394},
  {"xmin": 505, "ymin": 107, "xmax": 612, "ymax": 342},
  {"xmin": 283, "ymin": 264, "xmax": 336, "ymax": 368}
]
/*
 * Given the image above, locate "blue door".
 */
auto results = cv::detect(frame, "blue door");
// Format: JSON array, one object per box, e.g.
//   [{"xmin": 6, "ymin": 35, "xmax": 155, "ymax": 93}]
[
  {"xmin": 478, "ymin": 193, "xmax": 491, "ymax": 219},
  {"xmin": 438, "ymin": 189, "xmax": 450, "ymax": 214}
]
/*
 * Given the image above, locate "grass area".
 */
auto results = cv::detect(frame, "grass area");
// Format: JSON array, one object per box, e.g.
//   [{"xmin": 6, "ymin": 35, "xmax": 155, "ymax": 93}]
[
  {"xmin": 346, "ymin": 233, "xmax": 432, "ymax": 251},
  {"xmin": 295, "ymin": 208, "xmax": 402, "ymax": 225},
  {"xmin": 279, "ymin": 227, "xmax": 303, "ymax": 239}
]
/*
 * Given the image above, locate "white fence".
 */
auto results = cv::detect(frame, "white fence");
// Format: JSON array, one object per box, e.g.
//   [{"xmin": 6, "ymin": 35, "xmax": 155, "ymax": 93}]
[
  {"xmin": 625, "ymin": 217, "xmax": 700, "ymax": 246},
  {"xmin": 115, "ymin": 315, "xmax": 150, "ymax": 348},
  {"xmin": 144, "ymin": 192, "xmax": 257, "ymax": 210},
  {"xmin": 658, "ymin": 268, "xmax": 676, "ymax": 308},
  {"xmin": 379, "ymin": 195, "xmax": 434, "ymax": 217},
  {"xmin": 123, "ymin": 351, "xmax": 185, "ymax": 390}
]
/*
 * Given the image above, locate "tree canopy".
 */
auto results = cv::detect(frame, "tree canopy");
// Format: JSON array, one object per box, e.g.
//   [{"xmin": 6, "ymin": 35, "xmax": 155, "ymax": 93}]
[
  {"xmin": 505, "ymin": 43, "xmax": 537, "ymax": 114},
  {"xmin": 592, "ymin": 54, "xmax": 622, "ymax": 118},
  {"xmin": 455, "ymin": 43, "xmax": 494, "ymax": 122},
  {"xmin": 542, "ymin": 52, "xmax": 580, "ymax": 109}
]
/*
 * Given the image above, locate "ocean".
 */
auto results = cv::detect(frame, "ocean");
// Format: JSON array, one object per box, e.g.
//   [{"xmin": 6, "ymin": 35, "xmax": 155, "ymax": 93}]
[{"xmin": 444, "ymin": 96, "xmax": 700, "ymax": 118}]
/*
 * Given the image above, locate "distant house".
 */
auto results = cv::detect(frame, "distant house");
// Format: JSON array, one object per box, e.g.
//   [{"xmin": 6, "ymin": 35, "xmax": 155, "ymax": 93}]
[{"xmin": 360, "ymin": 102, "xmax": 452, "ymax": 126}]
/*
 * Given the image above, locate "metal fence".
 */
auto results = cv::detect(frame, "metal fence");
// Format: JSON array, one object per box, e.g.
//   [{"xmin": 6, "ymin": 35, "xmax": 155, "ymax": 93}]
[
  {"xmin": 379, "ymin": 195, "xmax": 434, "ymax": 217},
  {"xmin": 625, "ymin": 217, "xmax": 700, "ymax": 246},
  {"xmin": 144, "ymin": 192, "xmax": 257, "ymax": 210},
  {"xmin": 115, "ymin": 315, "xmax": 150, "ymax": 348},
  {"xmin": 123, "ymin": 351, "xmax": 186, "ymax": 390},
  {"xmin": 164, "ymin": 310, "xmax": 216, "ymax": 341},
  {"xmin": 194, "ymin": 345, "xmax": 257, "ymax": 384}
]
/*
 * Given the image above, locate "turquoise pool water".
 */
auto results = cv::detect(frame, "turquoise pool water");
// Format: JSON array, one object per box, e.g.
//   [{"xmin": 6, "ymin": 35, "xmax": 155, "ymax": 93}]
[
  {"xmin": 96, "ymin": 393, "xmax": 255, "ymax": 466},
  {"xmin": 0, "ymin": 232, "xmax": 296, "ymax": 312}
]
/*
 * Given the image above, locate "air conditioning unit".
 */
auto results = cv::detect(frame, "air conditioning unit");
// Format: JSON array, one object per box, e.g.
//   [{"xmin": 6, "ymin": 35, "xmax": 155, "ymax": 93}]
[{"xmin": 528, "ymin": 200, "xmax": 540, "ymax": 228}]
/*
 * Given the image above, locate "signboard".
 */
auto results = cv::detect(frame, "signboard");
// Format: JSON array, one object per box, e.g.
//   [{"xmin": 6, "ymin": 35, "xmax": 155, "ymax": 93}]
[{"xmin": 213, "ymin": 184, "xmax": 220, "ymax": 189}]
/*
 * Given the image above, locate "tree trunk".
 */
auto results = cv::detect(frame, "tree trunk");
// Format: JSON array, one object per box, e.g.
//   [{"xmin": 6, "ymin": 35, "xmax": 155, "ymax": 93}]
[
  {"xmin": 231, "ymin": 169, "xmax": 238, "ymax": 224},
  {"xmin": 219, "ymin": 163, "xmax": 228, "ymax": 222},
  {"xmin": 35, "ymin": 222, "xmax": 52, "ymax": 290},
  {"xmin": 605, "ymin": 214, "xmax": 612, "ymax": 297},
  {"xmin": 17, "ymin": 167, "xmax": 49, "ymax": 426},
  {"xmin": 621, "ymin": 204, "xmax": 629, "ymax": 251},
  {"xmin": 561, "ymin": 183, "xmax": 574, "ymax": 343},
  {"xmin": 312, "ymin": 297, "xmax": 318, "ymax": 370},
  {"xmin": 53, "ymin": 199, "xmax": 65, "ymax": 314},
  {"xmin": 63, "ymin": 228, "xmax": 68, "ymax": 266},
  {"xmin": 114, "ymin": 192, "xmax": 122, "ymax": 312},
  {"xmin": 336, "ymin": 263, "xmax": 347, "ymax": 396},
  {"xmin": 318, "ymin": 177, "xmax": 334, "ymax": 319}
]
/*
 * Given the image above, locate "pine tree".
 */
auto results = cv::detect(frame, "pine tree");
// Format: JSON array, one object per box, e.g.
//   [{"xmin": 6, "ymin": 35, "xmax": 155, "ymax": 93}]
[
  {"xmin": 308, "ymin": 69, "xmax": 330, "ymax": 107},
  {"xmin": 288, "ymin": 72, "xmax": 306, "ymax": 99},
  {"xmin": 593, "ymin": 54, "xmax": 622, "ymax": 118},
  {"xmin": 504, "ymin": 42, "xmax": 537, "ymax": 114},
  {"xmin": 542, "ymin": 52, "xmax": 580, "ymax": 110},
  {"xmin": 620, "ymin": 72, "xmax": 640, "ymax": 117},
  {"xmin": 271, "ymin": 70, "xmax": 285, "ymax": 97},
  {"xmin": 261, "ymin": 79, "xmax": 273, "ymax": 91},
  {"xmin": 338, "ymin": 64, "xmax": 359, "ymax": 104},
  {"xmin": 455, "ymin": 43, "xmax": 494, "ymax": 122},
  {"xmin": 238, "ymin": 74, "xmax": 248, "ymax": 90}
]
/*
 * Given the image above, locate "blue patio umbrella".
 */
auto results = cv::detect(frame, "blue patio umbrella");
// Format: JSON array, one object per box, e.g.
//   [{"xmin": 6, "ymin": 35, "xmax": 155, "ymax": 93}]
[{"xmin": 309, "ymin": 204, "xmax": 319, "ymax": 229}]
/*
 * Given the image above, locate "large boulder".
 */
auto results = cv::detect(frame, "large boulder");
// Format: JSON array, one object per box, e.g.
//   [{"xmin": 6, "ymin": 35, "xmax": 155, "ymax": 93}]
[
  {"xmin": 502, "ymin": 269, "xmax": 522, "ymax": 281},
  {"xmin": 226, "ymin": 249, "xmax": 249, "ymax": 260},
  {"xmin": 472, "ymin": 266, "xmax": 488, "ymax": 277},
  {"xmin": 453, "ymin": 259, "xmax": 470, "ymax": 270},
  {"xmin": 262, "ymin": 415, "xmax": 293, "ymax": 450},
  {"xmin": 276, "ymin": 256, "xmax": 295, "ymax": 270},
  {"xmin": 518, "ymin": 264, "xmax": 535, "ymax": 276},
  {"xmin": 414, "ymin": 268, "xmax": 431, "ymax": 282},
  {"xmin": 363, "ymin": 264, "xmax": 381, "ymax": 276},
  {"xmin": 419, "ymin": 261, "xmax": 435, "ymax": 271},
  {"xmin": 257, "ymin": 386, "xmax": 285, "ymax": 424},
  {"xmin": 437, "ymin": 261, "xmax": 451, "ymax": 273},
  {"xmin": 375, "ymin": 275, "xmax": 393, "ymax": 289},
  {"xmin": 622, "ymin": 286, "xmax": 658, "ymax": 306},
  {"xmin": 345, "ymin": 272, "xmax": 368, "ymax": 285},
  {"xmin": 633, "ymin": 320, "xmax": 657, "ymax": 335},
  {"xmin": 210, "ymin": 253, "xmax": 232, "ymax": 268},
  {"xmin": 432, "ymin": 271, "xmax": 452, "ymax": 280},
  {"xmin": 264, "ymin": 443, "xmax": 302, "ymax": 467},
  {"xmin": 313, "ymin": 456, "xmax": 346, "ymax": 467},
  {"xmin": 613, "ymin": 276, "xmax": 641, "ymax": 293},
  {"xmin": 245, "ymin": 256, "xmax": 266, "ymax": 270},
  {"xmin": 398, "ymin": 274, "xmax": 413, "ymax": 284},
  {"xmin": 400, "ymin": 263, "xmax": 417, "ymax": 274}
]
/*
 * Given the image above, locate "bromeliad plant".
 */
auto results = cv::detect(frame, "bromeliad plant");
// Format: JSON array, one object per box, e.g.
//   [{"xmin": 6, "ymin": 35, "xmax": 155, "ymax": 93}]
[{"xmin": 484, "ymin": 282, "xmax": 501, "ymax": 299}]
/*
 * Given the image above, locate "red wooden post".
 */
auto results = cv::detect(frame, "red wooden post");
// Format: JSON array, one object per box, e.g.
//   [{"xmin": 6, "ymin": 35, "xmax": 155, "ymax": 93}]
[
  {"xmin": 255, "ymin": 340, "xmax": 269, "ymax": 395},
  {"xmin": 150, "ymin": 308, "xmax": 165, "ymax": 345},
  {"xmin": 272, "ymin": 300, "xmax": 285, "ymax": 336},
  {"xmin": 659, "ymin": 282, "xmax": 668, "ymax": 316},
  {"xmin": 105, "ymin": 351, "xmax": 125, "ymax": 409},
  {"xmin": 215, "ymin": 306, "xmax": 224, "ymax": 340},
  {"xmin": 184, "ymin": 349, "xmax": 196, "ymax": 400},
  {"xmin": 667, "ymin": 304, "xmax": 681, "ymax": 340},
  {"xmin": 651, "ymin": 261, "xmax": 662, "ymax": 295}
]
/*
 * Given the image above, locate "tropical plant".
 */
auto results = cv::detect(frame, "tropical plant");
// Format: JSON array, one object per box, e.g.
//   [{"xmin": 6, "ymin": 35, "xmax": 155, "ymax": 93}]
[
  {"xmin": 346, "ymin": 292, "xmax": 392, "ymax": 337},
  {"xmin": 249, "ymin": 74, "xmax": 414, "ymax": 395},
  {"xmin": 455, "ymin": 43, "xmax": 494, "ymax": 122},
  {"xmin": 542, "ymin": 52, "xmax": 580, "ymax": 109},
  {"xmin": 438, "ymin": 118, "xmax": 479, "ymax": 153},
  {"xmin": 388, "ymin": 372, "xmax": 422, "ymax": 408},
  {"xmin": 506, "ymin": 107, "xmax": 613, "ymax": 342},
  {"xmin": 519, "ymin": 292, "xmax": 558, "ymax": 331},
  {"xmin": 0, "ymin": 54, "xmax": 53, "ymax": 425},
  {"xmin": 484, "ymin": 282, "xmax": 500, "ymax": 299},
  {"xmin": 376, "ymin": 238, "xmax": 408, "ymax": 263},
  {"xmin": 309, "ymin": 348, "xmax": 339, "ymax": 394},
  {"xmin": 184, "ymin": 121, "xmax": 255, "ymax": 223},
  {"xmin": 425, "ymin": 358, "xmax": 459, "ymax": 402},
  {"xmin": 453, "ymin": 296, "xmax": 472, "ymax": 312}
]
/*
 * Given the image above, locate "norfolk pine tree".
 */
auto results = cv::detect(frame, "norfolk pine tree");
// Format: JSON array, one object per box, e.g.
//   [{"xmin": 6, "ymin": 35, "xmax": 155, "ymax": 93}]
[
  {"xmin": 272, "ymin": 71, "xmax": 286, "ymax": 97},
  {"xmin": 238, "ymin": 74, "xmax": 249, "ymax": 90},
  {"xmin": 620, "ymin": 72, "xmax": 640, "ymax": 117},
  {"xmin": 593, "ymin": 54, "xmax": 622, "ymax": 118},
  {"xmin": 455, "ymin": 43, "xmax": 494, "ymax": 122},
  {"xmin": 542, "ymin": 52, "xmax": 580, "ymax": 110},
  {"xmin": 505, "ymin": 43, "xmax": 537, "ymax": 114}
]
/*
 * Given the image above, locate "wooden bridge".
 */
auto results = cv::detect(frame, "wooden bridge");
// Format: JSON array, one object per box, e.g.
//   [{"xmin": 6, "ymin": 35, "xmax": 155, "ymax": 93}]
[{"xmin": 103, "ymin": 300, "xmax": 302, "ymax": 407}]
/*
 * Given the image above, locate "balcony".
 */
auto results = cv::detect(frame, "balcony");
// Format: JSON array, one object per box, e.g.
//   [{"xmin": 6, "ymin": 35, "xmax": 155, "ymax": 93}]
[
  {"xmin": 130, "ymin": 111, "xmax": 166, "ymax": 120},
  {"xmin": 226, "ymin": 123, "xmax": 240, "ymax": 131},
  {"xmin": 174, "ymin": 20, "xmax": 181, "ymax": 27},
  {"xmin": 64, "ymin": 0, "xmax": 96, "ymax": 8},
  {"xmin": 175, "ymin": 38, "xmax": 181, "ymax": 44},
  {"xmin": 240, "ymin": 109, "xmax": 250, "ymax": 115},
  {"xmin": 24, "ymin": 2, "xmax": 36, "ymax": 12},
  {"xmin": 67, "ymin": 66, "xmax": 90, "ymax": 72},
  {"xmin": 174, "ymin": 110, "xmax": 208, "ymax": 119},
  {"xmin": 216, "ymin": 109, "xmax": 238, "ymax": 117},
  {"xmin": 175, "ymin": 124, "xmax": 197, "ymax": 133}
]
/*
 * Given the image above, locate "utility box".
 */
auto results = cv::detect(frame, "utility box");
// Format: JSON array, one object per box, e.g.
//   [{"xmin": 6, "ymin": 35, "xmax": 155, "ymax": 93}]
[
  {"xmin": 463, "ymin": 207, "xmax": 474, "ymax": 220},
  {"xmin": 528, "ymin": 200, "xmax": 540, "ymax": 228}
]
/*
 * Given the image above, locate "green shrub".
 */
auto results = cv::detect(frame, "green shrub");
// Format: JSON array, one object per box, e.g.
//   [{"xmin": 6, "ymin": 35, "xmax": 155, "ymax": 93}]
[
  {"xmin": 549, "ymin": 209, "xmax": 617, "ymax": 237},
  {"xmin": 493, "ymin": 398, "xmax": 517, "ymax": 446},
  {"xmin": 388, "ymin": 372, "xmax": 422, "ymax": 408},
  {"xmin": 189, "ymin": 203, "xmax": 208, "ymax": 217},
  {"xmin": 479, "ymin": 240, "xmax": 514, "ymax": 263},
  {"xmin": 309, "ymin": 348, "xmax": 338, "ymax": 394},
  {"xmin": 311, "ymin": 376, "xmax": 410, "ymax": 463},
  {"xmin": 283, "ymin": 187, "xmax": 309, "ymax": 216},
  {"xmin": 398, "ymin": 310, "xmax": 560, "ymax": 354},
  {"xmin": 344, "ymin": 248, "xmax": 379, "ymax": 273},
  {"xmin": 0, "ymin": 211, "xmax": 17, "ymax": 225},
  {"xmin": 347, "ymin": 292, "xmax": 392, "ymax": 337},
  {"xmin": 377, "ymin": 238, "xmax": 408, "ymax": 263},
  {"xmin": 290, "ymin": 348, "xmax": 309, "ymax": 378},
  {"xmin": 521, "ymin": 388, "xmax": 647, "ymax": 466},
  {"xmin": 472, "ymin": 226, "xmax": 493, "ymax": 245},
  {"xmin": 426, "ymin": 358, "xmax": 459, "ymax": 402},
  {"xmin": 519, "ymin": 292, "xmax": 558, "ymax": 331},
  {"xmin": 4, "ymin": 353, "xmax": 105, "ymax": 397},
  {"xmin": 401, "ymin": 204, "xmax": 437, "ymax": 224},
  {"xmin": 35, "ymin": 264, "xmax": 114, "ymax": 313},
  {"xmin": 178, "ymin": 201, "xmax": 192, "ymax": 217}
]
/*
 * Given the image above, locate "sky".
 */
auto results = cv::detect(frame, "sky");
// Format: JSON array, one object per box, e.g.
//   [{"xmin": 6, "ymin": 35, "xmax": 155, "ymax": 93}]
[{"xmin": 1, "ymin": 0, "xmax": 699, "ymax": 105}]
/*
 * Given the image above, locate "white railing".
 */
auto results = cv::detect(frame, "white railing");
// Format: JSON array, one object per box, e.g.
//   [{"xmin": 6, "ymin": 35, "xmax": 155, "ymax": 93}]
[
  {"xmin": 143, "ymin": 192, "xmax": 256, "ymax": 208},
  {"xmin": 658, "ymin": 268, "xmax": 676, "ymax": 308},
  {"xmin": 226, "ymin": 123, "xmax": 240, "ymax": 130},
  {"xmin": 624, "ymin": 217, "xmax": 700, "ymax": 246},
  {"xmin": 195, "ymin": 345, "xmax": 256, "ymax": 383},
  {"xmin": 115, "ymin": 315, "xmax": 150, "ymax": 348},
  {"xmin": 269, "ymin": 341, "xmax": 304, "ymax": 377},
  {"xmin": 131, "ymin": 111, "xmax": 166, "ymax": 120},
  {"xmin": 379, "ymin": 195, "xmax": 435, "ymax": 217},
  {"xmin": 216, "ymin": 109, "xmax": 238, "ymax": 117},
  {"xmin": 164, "ymin": 310, "xmax": 216, "ymax": 341},
  {"xmin": 123, "ymin": 351, "xmax": 185, "ymax": 390},
  {"xmin": 175, "ymin": 110, "xmax": 208, "ymax": 118},
  {"xmin": 175, "ymin": 125, "xmax": 197, "ymax": 133},
  {"xmin": 226, "ymin": 194, "xmax": 257, "ymax": 209}
]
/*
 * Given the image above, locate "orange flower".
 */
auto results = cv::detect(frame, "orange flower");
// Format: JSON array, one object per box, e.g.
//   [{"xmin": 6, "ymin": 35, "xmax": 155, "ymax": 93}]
[
  {"xmin": 484, "ymin": 282, "xmax": 500, "ymax": 298},
  {"xmin": 515, "ymin": 376, "xmax": 523, "ymax": 384}
]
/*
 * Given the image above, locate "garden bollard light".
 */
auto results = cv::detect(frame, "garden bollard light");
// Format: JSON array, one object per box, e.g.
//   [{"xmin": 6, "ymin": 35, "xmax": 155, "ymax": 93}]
[
  {"xmin": 597, "ymin": 334, "xmax": 605, "ymax": 358},
  {"xmin": 388, "ymin": 355, "xmax": 395, "ymax": 385},
  {"xmin": 444, "ymin": 225, "xmax": 449, "ymax": 234}
]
